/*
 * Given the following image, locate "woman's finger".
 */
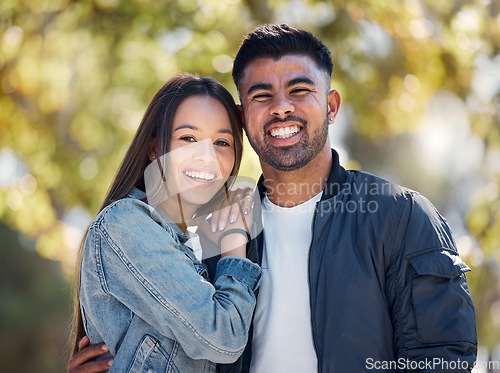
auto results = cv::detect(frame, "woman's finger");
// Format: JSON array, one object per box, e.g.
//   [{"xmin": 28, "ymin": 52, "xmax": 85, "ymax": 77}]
[
  {"xmin": 228, "ymin": 194, "xmax": 243, "ymax": 224},
  {"xmin": 217, "ymin": 204, "xmax": 232, "ymax": 231},
  {"xmin": 242, "ymin": 193, "xmax": 254, "ymax": 215},
  {"xmin": 210, "ymin": 209, "xmax": 220, "ymax": 233}
]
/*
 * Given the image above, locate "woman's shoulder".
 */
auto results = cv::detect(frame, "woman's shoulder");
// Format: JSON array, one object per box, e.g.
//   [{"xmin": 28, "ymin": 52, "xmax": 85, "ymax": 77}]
[{"xmin": 91, "ymin": 196, "xmax": 155, "ymax": 233}]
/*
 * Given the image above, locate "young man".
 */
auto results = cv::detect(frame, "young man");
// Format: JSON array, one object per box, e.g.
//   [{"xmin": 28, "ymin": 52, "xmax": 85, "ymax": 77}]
[
  {"xmin": 228, "ymin": 24, "xmax": 477, "ymax": 373},
  {"xmin": 70, "ymin": 24, "xmax": 477, "ymax": 373}
]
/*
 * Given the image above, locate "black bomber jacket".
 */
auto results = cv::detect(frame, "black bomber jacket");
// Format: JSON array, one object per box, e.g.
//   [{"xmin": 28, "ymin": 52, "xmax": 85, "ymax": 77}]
[{"xmin": 216, "ymin": 149, "xmax": 477, "ymax": 373}]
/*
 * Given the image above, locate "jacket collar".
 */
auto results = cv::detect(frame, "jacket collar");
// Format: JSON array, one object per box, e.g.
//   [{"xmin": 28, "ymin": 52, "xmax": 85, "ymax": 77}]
[
  {"xmin": 256, "ymin": 148, "xmax": 348, "ymax": 201},
  {"xmin": 127, "ymin": 187, "xmax": 189, "ymax": 243},
  {"xmin": 127, "ymin": 187, "xmax": 146, "ymax": 200}
]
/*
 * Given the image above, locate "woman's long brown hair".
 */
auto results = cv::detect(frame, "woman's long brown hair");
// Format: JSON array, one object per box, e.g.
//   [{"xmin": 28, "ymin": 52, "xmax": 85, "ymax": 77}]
[{"xmin": 70, "ymin": 74, "xmax": 243, "ymax": 357}]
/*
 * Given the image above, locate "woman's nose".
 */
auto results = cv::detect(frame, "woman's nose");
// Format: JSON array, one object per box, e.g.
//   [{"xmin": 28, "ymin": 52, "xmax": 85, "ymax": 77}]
[{"xmin": 192, "ymin": 141, "xmax": 216, "ymax": 163}]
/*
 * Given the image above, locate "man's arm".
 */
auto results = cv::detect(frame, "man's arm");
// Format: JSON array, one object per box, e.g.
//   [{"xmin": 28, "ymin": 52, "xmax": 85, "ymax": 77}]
[
  {"xmin": 388, "ymin": 192, "xmax": 477, "ymax": 372},
  {"xmin": 67, "ymin": 336, "xmax": 113, "ymax": 373}
]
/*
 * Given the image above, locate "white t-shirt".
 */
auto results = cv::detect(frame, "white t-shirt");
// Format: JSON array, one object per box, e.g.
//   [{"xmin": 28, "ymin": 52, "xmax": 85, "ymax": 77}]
[
  {"xmin": 185, "ymin": 229, "xmax": 203, "ymax": 262},
  {"xmin": 249, "ymin": 192, "xmax": 322, "ymax": 373}
]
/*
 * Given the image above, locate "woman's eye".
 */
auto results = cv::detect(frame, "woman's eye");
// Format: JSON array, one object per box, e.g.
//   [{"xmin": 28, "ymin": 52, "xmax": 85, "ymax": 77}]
[
  {"xmin": 215, "ymin": 139, "xmax": 230, "ymax": 147},
  {"xmin": 180, "ymin": 136, "xmax": 196, "ymax": 143}
]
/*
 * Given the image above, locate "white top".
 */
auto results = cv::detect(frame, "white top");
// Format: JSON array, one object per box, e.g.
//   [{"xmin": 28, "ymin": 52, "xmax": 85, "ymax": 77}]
[
  {"xmin": 249, "ymin": 192, "xmax": 322, "ymax": 373},
  {"xmin": 185, "ymin": 229, "xmax": 203, "ymax": 262}
]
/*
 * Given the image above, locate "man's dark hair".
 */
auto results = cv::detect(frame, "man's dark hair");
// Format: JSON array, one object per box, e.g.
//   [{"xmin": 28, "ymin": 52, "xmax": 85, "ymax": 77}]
[{"xmin": 232, "ymin": 24, "xmax": 333, "ymax": 89}]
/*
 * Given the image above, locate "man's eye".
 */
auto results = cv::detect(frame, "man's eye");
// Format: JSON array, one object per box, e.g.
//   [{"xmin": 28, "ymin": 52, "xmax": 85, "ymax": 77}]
[
  {"xmin": 215, "ymin": 139, "xmax": 230, "ymax": 147},
  {"xmin": 291, "ymin": 88, "xmax": 309, "ymax": 94},
  {"xmin": 180, "ymin": 136, "xmax": 196, "ymax": 142},
  {"xmin": 253, "ymin": 93, "xmax": 272, "ymax": 100}
]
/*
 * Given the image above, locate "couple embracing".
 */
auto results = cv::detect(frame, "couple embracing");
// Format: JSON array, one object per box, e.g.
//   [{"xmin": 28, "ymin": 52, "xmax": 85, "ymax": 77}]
[{"xmin": 69, "ymin": 24, "xmax": 477, "ymax": 373}]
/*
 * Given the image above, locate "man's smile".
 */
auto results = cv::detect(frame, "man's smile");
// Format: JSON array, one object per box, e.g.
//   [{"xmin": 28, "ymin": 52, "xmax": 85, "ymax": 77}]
[{"xmin": 268, "ymin": 125, "xmax": 301, "ymax": 139}]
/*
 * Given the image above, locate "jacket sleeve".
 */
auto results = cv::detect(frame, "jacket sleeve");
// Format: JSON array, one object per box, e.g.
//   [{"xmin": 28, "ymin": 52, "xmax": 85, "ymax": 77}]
[
  {"xmin": 88, "ymin": 199, "xmax": 261, "ymax": 363},
  {"xmin": 387, "ymin": 192, "xmax": 477, "ymax": 372}
]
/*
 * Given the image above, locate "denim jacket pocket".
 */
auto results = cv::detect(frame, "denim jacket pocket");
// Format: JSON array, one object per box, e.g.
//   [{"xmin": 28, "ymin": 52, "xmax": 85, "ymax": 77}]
[
  {"xmin": 127, "ymin": 334, "xmax": 178, "ymax": 373},
  {"xmin": 407, "ymin": 248, "xmax": 476, "ymax": 344}
]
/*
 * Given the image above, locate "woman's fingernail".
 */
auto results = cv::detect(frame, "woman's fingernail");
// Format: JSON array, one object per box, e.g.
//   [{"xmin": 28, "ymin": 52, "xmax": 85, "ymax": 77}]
[
  {"xmin": 230, "ymin": 216, "xmax": 236, "ymax": 223},
  {"xmin": 102, "ymin": 345, "xmax": 109, "ymax": 351},
  {"xmin": 108, "ymin": 359, "xmax": 114, "ymax": 366},
  {"xmin": 219, "ymin": 221, "xmax": 226, "ymax": 231},
  {"xmin": 211, "ymin": 223, "xmax": 216, "ymax": 233},
  {"xmin": 244, "ymin": 208, "xmax": 249, "ymax": 215}
]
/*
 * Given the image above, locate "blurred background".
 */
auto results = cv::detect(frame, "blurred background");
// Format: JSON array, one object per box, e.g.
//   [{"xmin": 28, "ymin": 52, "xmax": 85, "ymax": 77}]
[{"xmin": 1, "ymin": 0, "xmax": 499, "ymax": 371}]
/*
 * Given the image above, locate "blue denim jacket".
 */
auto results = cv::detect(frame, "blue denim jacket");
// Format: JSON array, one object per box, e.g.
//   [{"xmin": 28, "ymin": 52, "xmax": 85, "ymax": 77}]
[{"xmin": 79, "ymin": 189, "xmax": 261, "ymax": 373}]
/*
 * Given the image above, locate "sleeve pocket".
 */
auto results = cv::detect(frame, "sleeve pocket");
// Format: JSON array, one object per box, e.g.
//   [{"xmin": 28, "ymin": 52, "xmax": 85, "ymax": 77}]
[{"xmin": 408, "ymin": 249, "xmax": 477, "ymax": 344}]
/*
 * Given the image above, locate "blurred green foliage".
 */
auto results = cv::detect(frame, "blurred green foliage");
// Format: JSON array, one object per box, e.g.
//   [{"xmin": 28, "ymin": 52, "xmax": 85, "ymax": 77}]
[
  {"xmin": 1, "ymin": 0, "xmax": 499, "ymax": 370},
  {"xmin": 0, "ymin": 223, "xmax": 71, "ymax": 372}
]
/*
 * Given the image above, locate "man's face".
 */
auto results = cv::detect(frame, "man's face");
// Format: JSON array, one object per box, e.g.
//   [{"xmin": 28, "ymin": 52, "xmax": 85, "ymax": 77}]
[{"xmin": 238, "ymin": 55, "xmax": 339, "ymax": 171}]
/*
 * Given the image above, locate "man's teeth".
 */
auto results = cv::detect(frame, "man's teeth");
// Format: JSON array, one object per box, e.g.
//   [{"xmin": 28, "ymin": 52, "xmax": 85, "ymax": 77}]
[
  {"xmin": 184, "ymin": 170, "xmax": 215, "ymax": 181},
  {"xmin": 269, "ymin": 125, "xmax": 300, "ymax": 139}
]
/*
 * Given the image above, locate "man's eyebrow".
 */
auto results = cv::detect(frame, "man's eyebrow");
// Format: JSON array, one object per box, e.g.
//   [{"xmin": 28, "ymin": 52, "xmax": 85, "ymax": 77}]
[
  {"xmin": 287, "ymin": 77, "xmax": 315, "ymax": 87},
  {"xmin": 247, "ymin": 83, "xmax": 272, "ymax": 96}
]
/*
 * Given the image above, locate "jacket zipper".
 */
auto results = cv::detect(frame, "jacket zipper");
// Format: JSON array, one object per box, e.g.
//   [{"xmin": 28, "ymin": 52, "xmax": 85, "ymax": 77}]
[{"xmin": 308, "ymin": 202, "xmax": 321, "ymax": 373}]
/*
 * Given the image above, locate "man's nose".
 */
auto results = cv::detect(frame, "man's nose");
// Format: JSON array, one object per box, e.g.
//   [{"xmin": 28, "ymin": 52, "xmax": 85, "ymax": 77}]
[{"xmin": 270, "ymin": 93, "xmax": 294, "ymax": 117}]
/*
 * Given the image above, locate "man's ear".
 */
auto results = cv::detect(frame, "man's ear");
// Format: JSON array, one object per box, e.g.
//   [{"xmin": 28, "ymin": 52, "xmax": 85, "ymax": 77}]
[
  {"xmin": 148, "ymin": 138, "xmax": 157, "ymax": 161},
  {"xmin": 327, "ymin": 90, "xmax": 341, "ymax": 124},
  {"xmin": 237, "ymin": 104, "xmax": 245, "ymax": 129}
]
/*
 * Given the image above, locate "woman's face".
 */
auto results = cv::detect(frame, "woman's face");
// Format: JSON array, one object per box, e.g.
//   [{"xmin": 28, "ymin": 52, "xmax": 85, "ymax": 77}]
[{"xmin": 164, "ymin": 95, "xmax": 236, "ymax": 210}]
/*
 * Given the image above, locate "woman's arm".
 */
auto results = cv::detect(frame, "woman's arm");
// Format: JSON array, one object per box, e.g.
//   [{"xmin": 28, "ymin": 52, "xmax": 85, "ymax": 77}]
[{"xmin": 82, "ymin": 199, "xmax": 261, "ymax": 363}]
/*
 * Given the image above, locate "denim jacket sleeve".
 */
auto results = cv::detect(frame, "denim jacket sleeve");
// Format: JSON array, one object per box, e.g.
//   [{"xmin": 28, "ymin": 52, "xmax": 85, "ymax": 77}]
[
  {"xmin": 386, "ymin": 192, "xmax": 477, "ymax": 372},
  {"xmin": 86, "ymin": 198, "xmax": 261, "ymax": 363}
]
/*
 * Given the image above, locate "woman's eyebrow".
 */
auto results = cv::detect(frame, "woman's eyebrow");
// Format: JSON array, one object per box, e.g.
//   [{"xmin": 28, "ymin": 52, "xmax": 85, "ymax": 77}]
[
  {"xmin": 174, "ymin": 124, "xmax": 233, "ymax": 136},
  {"xmin": 174, "ymin": 124, "xmax": 198, "ymax": 132}
]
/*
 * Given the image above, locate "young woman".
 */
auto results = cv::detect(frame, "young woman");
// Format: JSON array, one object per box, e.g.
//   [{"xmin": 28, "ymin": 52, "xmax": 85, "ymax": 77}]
[{"xmin": 70, "ymin": 75, "xmax": 261, "ymax": 373}]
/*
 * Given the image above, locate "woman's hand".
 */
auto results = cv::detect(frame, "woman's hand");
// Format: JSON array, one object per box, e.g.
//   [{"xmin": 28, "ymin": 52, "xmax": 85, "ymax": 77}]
[
  {"xmin": 197, "ymin": 186, "xmax": 255, "ymax": 258},
  {"xmin": 210, "ymin": 186, "xmax": 254, "ymax": 233},
  {"xmin": 218, "ymin": 207, "xmax": 252, "ymax": 257},
  {"xmin": 67, "ymin": 336, "xmax": 113, "ymax": 373}
]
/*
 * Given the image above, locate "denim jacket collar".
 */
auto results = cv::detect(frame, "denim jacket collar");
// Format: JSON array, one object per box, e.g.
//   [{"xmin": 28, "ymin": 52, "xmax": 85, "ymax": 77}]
[{"xmin": 127, "ymin": 187, "xmax": 189, "ymax": 244}]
